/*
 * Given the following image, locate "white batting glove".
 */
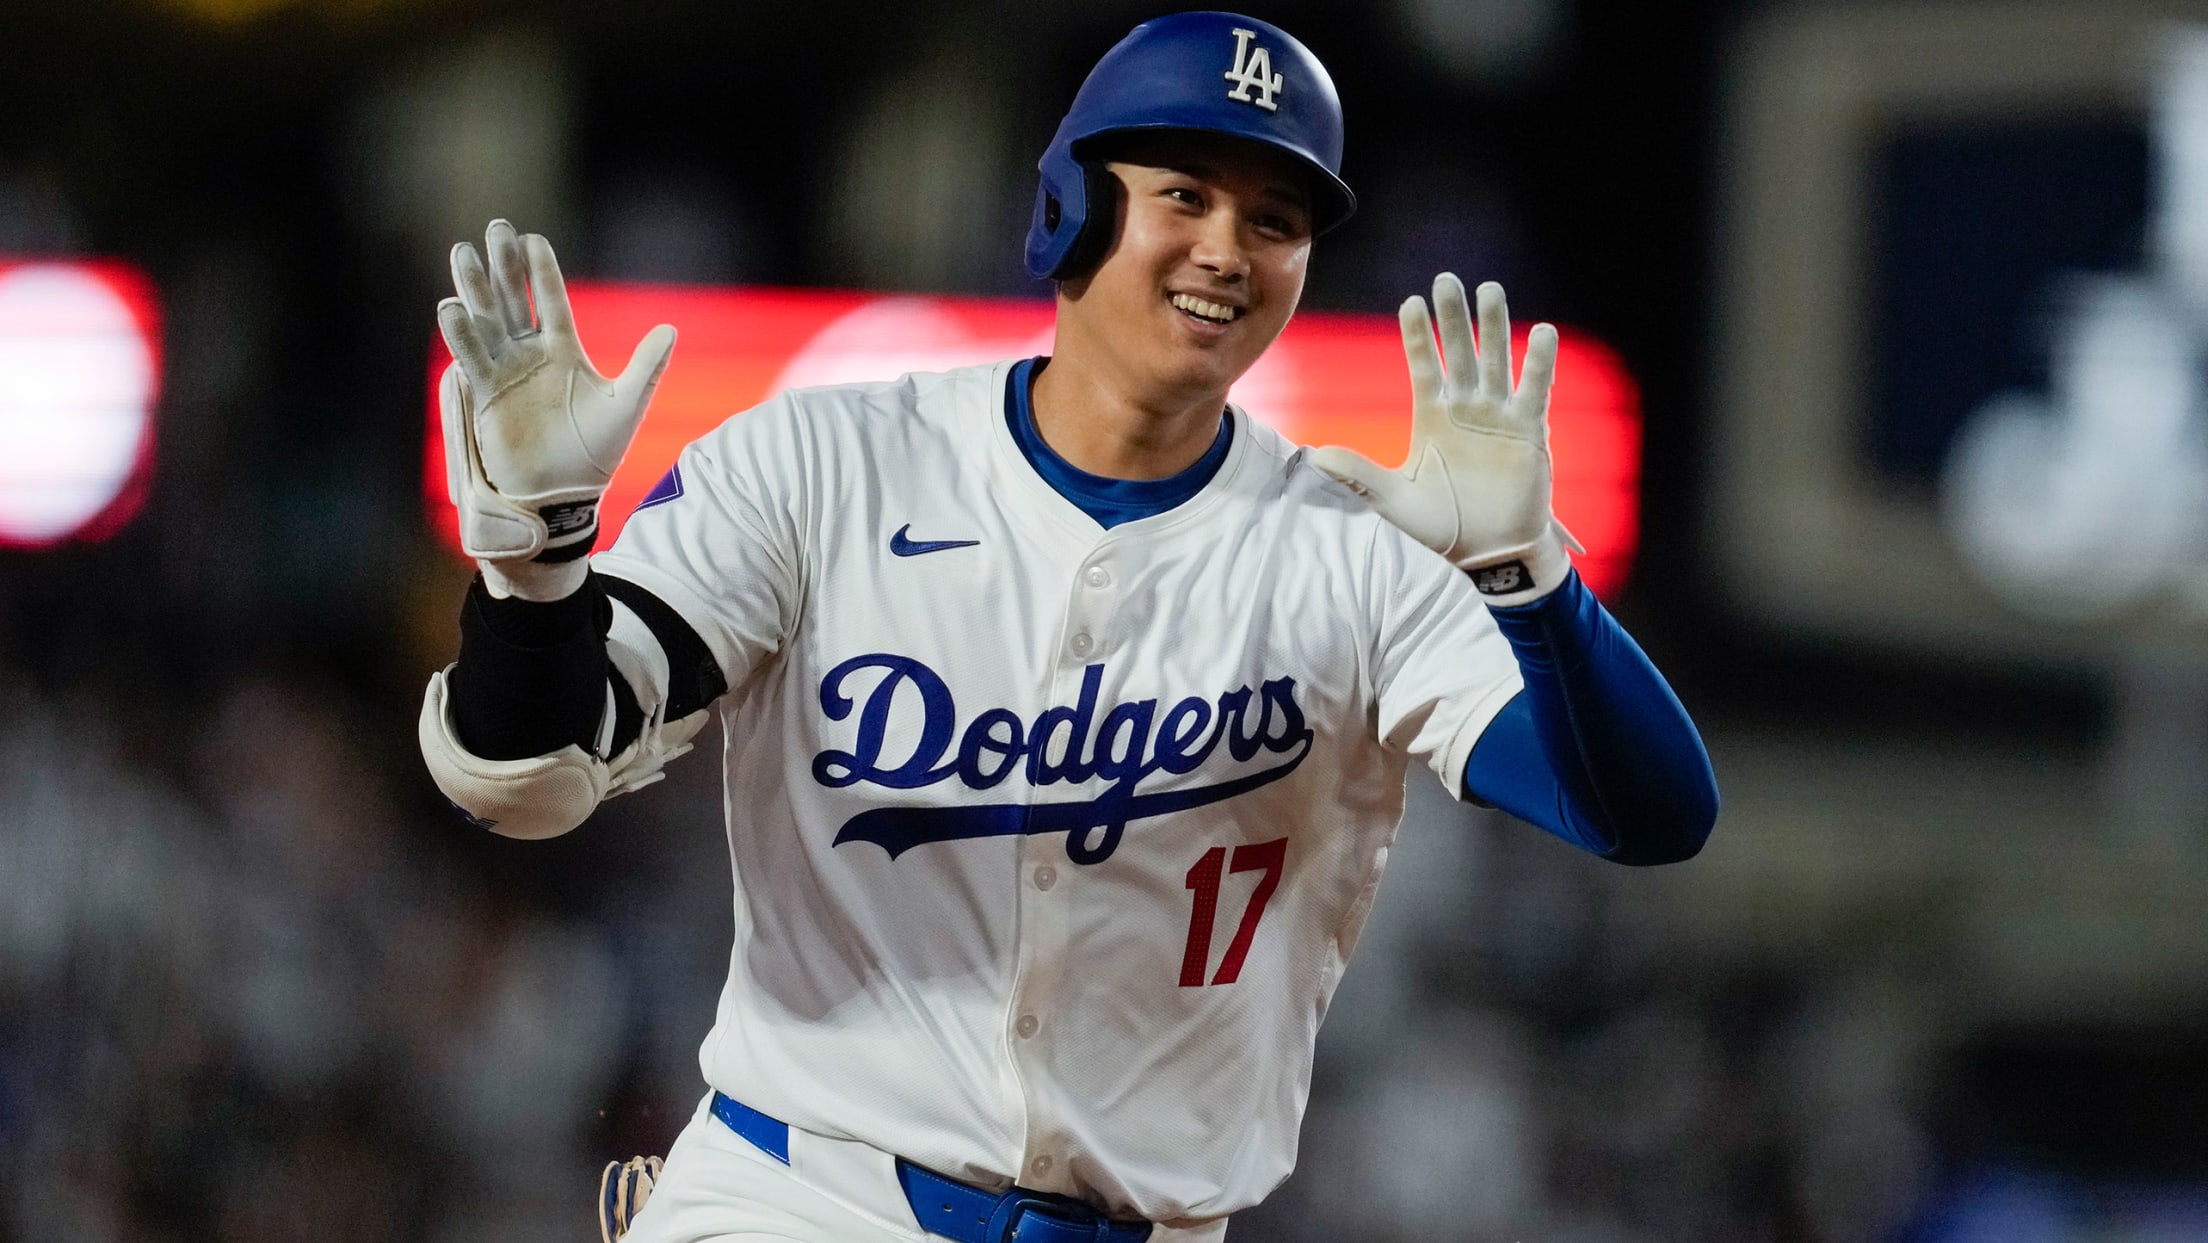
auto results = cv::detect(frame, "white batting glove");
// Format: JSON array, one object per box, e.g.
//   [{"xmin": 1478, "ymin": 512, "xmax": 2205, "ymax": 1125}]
[
  {"xmin": 437, "ymin": 219, "xmax": 675, "ymax": 601},
  {"xmin": 1308, "ymin": 273, "xmax": 1582, "ymax": 607},
  {"xmin": 598, "ymin": 1155, "xmax": 663, "ymax": 1242}
]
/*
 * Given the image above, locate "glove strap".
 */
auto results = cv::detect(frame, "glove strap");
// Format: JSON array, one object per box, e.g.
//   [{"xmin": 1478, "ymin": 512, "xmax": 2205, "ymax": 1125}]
[
  {"xmin": 1463, "ymin": 521, "xmax": 1578, "ymax": 607},
  {"xmin": 483, "ymin": 557, "xmax": 591, "ymax": 601}
]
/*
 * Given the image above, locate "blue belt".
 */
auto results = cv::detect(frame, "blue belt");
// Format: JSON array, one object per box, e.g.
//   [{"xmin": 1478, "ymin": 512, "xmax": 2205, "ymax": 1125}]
[{"xmin": 710, "ymin": 1092, "xmax": 1153, "ymax": 1243}]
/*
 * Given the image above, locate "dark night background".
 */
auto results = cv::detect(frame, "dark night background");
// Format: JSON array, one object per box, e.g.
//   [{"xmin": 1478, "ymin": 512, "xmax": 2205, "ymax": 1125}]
[{"xmin": 4, "ymin": 2, "xmax": 2202, "ymax": 1240}]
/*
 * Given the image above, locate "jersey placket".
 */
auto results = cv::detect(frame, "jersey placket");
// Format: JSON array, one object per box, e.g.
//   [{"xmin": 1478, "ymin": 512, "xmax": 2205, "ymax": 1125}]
[{"xmin": 1006, "ymin": 535, "xmax": 1124, "ymax": 1191}]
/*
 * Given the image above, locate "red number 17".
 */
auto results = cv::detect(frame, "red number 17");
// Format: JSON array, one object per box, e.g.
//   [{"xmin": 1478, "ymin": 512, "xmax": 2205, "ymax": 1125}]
[{"xmin": 1179, "ymin": 837, "xmax": 1287, "ymax": 987}]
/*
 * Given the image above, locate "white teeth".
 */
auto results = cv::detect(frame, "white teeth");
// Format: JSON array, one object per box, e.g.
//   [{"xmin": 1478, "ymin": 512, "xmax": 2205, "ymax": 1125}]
[{"xmin": 1171, "ymin": 293, "xmax": 1240, "ymax": 323}]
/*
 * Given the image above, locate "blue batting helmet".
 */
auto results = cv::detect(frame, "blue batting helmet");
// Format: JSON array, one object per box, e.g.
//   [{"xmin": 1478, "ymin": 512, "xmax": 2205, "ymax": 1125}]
[{"xmin": 1024, "ymin": 11, "xmax": 1356, "ymax": 280}]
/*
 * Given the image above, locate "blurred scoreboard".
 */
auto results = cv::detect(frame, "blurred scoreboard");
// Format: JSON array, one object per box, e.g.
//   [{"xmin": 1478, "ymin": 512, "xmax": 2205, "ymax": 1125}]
[
  {"xmin": 1712, "ymin": 6, "xmax": 2208, "ymax": 659},
  {"xmin": 427, "ymin": 285, "xmax": 1642, "ymax": 596},
  {"xmin": 0, "ymin": 260, "xmax": 161, "ymax": 548}
]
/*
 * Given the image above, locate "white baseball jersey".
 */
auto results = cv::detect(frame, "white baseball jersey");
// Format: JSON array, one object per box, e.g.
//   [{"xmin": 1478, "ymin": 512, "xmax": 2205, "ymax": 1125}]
[{"xmin": 591, "ymin": 358, "xmax": 1523, "ymax": 1224}]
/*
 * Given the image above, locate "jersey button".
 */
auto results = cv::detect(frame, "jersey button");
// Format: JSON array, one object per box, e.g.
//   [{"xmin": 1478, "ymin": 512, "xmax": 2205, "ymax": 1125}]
[
  {"xmin": 1084, "ymin": 565, "xmax": 1111, "ymax": 589},
  {"xmin": 1069, "ymin": 632, "xmax": 1093, "ymax": 657},
  {"xmin": 1016, "ymin": 1014, "xmax": 1040, "ymax": 1039},
  {"xmin": 1031, "ymin": 1155, "xmax": 1054, "ymax": 1176},
  {"xmin": 1034, "ymin": 865, "xmax": 1056, "ymax": 891}
]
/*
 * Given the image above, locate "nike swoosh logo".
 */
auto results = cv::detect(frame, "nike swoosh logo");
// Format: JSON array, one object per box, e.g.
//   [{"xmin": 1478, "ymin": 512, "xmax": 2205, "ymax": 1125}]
[{"xmin": 889, "ymin": 524, "xmax": 980, "ymax": 556}]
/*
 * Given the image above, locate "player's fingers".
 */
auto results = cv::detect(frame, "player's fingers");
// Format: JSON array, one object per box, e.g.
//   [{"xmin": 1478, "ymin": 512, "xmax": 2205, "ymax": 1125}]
[
  {"xmin": 1431, "ymin": 273, "xmax": 1475, "ymax": 397},
  {"xmin": 485, "ymin": 218, "xmax": 534, "ymax": 336},
  {"xmin": 598, "ymin": 1161, "xmax": 622, "ymax": 1243},
  {"xmin": 1307, "ymin": 444, "xmax": 1395, "ymax": 495},
  {"xmin": 1514, "ymin": 323, "xmax": 1560, "ymax": 431},
  {"xmin": 614, "ymin": 324, "xmax": 678, "ymax": 406},
  {"xmin": 1397, "ymin": 295, "xmax": 1451, "ymax": 441},
  {"xmin": 1475, "ymin": 279, "xmax": 1512, "ymax": 401},
  {"xmin": 1311, "ymin": 444, "xmax": 1427, "ymax": 538},
  {"xmin": 437, "ymin": 296, "xmax": 493, "ymax": 377},
  {"xmin": 525, "ymin": 233, "xmax": 578, "ymax": 343},
  {"xmin": 1400, "ymin": 294, "xmax": 1457, "ymax": 441},
  {"xmin": 438, "ymin": 362, "xmax": 469, "ymax": 507},
  {"xmin": 1397, "ymin": 294, "xmax": 1442, "ymax": 394},
  {"xmin": 450, "ymin": 242, "xmax": 497, "ymax": 324}
]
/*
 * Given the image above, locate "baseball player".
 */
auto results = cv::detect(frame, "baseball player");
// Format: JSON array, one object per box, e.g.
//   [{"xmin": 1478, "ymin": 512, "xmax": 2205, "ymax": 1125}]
[{"xmin": 419, "ymin": 12, "xmax": 1718, "ymax": 1243}]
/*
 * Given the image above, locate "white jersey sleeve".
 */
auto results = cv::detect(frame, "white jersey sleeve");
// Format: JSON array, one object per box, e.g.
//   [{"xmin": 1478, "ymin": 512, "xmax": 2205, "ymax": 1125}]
[
  {"xmin": 592, "ymin": 392, "xmax": 811, "ymax": 695},
  {"xmin": 1359, "ymin": 513, "xmax": 1525, "ymax": 794}
]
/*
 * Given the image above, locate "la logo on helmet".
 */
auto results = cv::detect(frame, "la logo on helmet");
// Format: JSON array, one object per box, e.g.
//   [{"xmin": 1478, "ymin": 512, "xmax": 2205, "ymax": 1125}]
[{"xmin": 1224, "ymin": 27, "xmax": 1284, "ymax": 112}]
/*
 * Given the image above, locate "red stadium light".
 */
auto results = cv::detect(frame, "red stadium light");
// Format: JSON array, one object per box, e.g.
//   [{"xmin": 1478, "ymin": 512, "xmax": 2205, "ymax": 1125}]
[
  {"xmin": 426, "ymin": 286, "xmax": 1640, "ymax": 595},
  {"xmin": 0, "ymin": 260, "xmax": 162, "ymax": 549}
]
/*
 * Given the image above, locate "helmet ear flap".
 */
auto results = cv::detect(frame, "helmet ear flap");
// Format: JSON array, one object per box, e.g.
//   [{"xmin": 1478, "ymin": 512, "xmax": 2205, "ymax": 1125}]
[
  {"xmin": 1051, "ymin": 162, "xmax": 1121, "ymax": 282},
  {"xmin": 1026, "ymin": 141, "xmax": 1089, "ymax": 278}
]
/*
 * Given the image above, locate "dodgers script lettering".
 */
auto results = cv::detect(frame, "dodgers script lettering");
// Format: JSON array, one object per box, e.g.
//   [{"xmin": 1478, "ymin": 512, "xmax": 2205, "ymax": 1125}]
[{"xmin": 813, "ymin": 655, "xmax": 1313, "ymax": 864}]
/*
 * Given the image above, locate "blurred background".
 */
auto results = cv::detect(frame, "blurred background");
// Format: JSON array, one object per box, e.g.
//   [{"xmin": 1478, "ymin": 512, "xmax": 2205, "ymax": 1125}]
[{"xmin": 7, "ymin": 0, "xmax": 2208, "ymax": 1239}]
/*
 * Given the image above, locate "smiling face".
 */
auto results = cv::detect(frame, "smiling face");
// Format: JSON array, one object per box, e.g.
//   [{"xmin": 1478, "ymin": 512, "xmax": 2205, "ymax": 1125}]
[{"xmin": 1053, "ymin": 129, "xmax": 1315, "ymax": 411}]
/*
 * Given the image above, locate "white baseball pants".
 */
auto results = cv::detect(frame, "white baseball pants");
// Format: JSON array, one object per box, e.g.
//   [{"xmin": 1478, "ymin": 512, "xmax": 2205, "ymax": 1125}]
[{"xmin": 620, "ymin": 1094, "xmax": 1229, "ymax": 1243}]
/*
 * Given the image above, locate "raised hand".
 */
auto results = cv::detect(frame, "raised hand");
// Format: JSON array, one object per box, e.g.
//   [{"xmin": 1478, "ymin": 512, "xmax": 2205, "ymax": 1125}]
[
  {"xmin": 1307, "ymin": 273, "xmax": 1578, "ymax": 605},
  {"xmin": 437, "ymin": 219, "xmax": 675, "ymax": 599}
]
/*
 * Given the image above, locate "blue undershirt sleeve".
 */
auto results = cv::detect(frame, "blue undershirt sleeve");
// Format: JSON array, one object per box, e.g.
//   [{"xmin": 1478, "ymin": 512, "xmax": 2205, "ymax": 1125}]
[{"xmin": 1461, "ymin": 570, "xmax": 1718, "ymax": 865}]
